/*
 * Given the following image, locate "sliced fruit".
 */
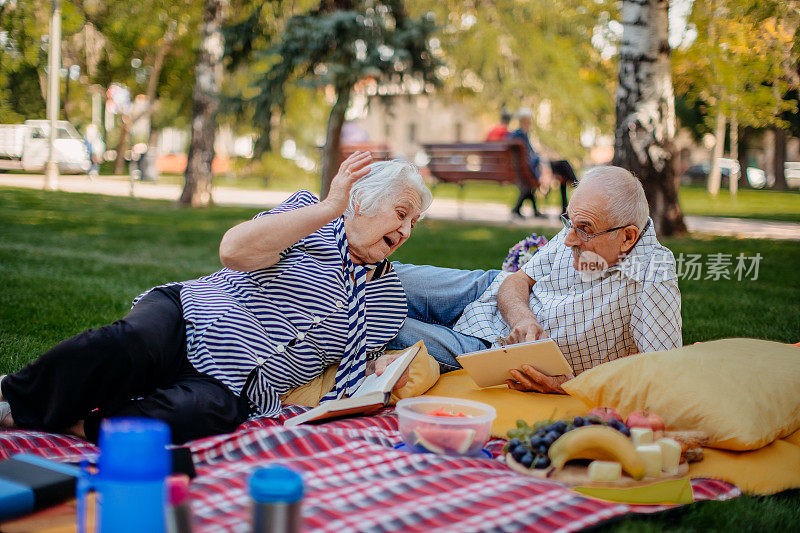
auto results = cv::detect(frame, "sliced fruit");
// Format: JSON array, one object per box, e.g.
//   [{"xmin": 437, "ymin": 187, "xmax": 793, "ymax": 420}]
[
  {"xmin": 630, "ymin": 427, "xmax": 654, "ymax": 447},
  {"xmin": 427, "ymin": 407, "xmax": 469, "ymax": 418},
  {"xmin": 636, "ymin": 444, "xmax": 663, "ymax": 477},
  {"xmin": 548, "ymin": 425, "xmax": 646, "ymax": 480},
  {"xmin": 413, "ymin": 426, "xmax": 477, "ymax": 454},
  {"xmin": 588, "ymin": 460, "xmax": 622, "ymax": 482},
  {"xmin": 657, "ymin": 438, "xmax": 681, "ymax": 474}
]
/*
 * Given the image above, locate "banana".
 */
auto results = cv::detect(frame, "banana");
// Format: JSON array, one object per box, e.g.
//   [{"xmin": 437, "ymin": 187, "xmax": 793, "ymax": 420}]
[{"xmin": 548, "ymin": 426, "xmax": 646, "ymax": 480}]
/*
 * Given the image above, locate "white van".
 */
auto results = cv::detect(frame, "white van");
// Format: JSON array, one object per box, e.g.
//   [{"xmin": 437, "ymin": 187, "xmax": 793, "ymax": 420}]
[{"xmin": 0, "ymin": 120, "xmax": 91, "ymax": 174}]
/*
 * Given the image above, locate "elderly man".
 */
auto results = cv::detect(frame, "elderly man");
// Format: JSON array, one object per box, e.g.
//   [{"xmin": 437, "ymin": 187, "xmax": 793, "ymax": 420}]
[{"xmin": 387, "ymin": 166, "xmax": 682, "ymax": 393}]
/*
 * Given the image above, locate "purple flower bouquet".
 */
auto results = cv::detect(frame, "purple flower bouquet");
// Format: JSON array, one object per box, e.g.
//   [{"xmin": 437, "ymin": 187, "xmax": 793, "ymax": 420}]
[{"xmin": 501, "ymin": 233, "xmax": 549, "ymax": 272}]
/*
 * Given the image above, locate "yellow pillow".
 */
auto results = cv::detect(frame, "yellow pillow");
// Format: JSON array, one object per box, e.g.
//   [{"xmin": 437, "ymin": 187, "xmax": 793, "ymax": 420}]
[
  {"xmin": 561, "ymin": 338, "xmax": 800, "ymax": 451},
  {"xmin": 281, "ymin": 341, "xmax": 440, "ymax": 407},
  {"xmin": 388, "ymin": 341, "xmax": 440, "ymax": 404}
]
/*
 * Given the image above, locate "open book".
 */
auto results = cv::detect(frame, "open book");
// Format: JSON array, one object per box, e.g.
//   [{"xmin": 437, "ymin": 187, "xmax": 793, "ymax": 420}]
[{"xmin": 284, "ymin": 345, "xmax": 421, "ymax": 426}]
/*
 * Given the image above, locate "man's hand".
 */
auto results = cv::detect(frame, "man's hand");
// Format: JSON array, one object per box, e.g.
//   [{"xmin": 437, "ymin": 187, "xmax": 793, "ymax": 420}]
[
  {"xmin": 505, "ymin": 365, "xmax": 575, "ymax": 394},
  {"xmin": 373, "ymin": 353, "xmax": 410, "ymax": 390},
  {"xmin": 505, "ymin": 315, "xmax": 546, "ymax": 344}
]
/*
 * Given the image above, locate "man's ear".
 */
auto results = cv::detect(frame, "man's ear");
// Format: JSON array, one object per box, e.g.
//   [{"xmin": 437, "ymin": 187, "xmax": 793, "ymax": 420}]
[{"xmin": 620, "ymin": 225, "xmax": 640, "ymax": 254}]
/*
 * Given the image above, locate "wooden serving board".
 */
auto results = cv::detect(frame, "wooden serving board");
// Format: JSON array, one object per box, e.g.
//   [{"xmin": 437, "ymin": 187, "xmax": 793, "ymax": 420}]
[{"xmin": 505, "ymin": 454, "xmax": 689, "ymax": 488}]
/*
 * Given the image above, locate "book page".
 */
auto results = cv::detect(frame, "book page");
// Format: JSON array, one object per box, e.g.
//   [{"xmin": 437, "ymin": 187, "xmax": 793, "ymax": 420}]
[{"xmin": 352, "ymin": 347, "xmax": 417, "ymax": 398}]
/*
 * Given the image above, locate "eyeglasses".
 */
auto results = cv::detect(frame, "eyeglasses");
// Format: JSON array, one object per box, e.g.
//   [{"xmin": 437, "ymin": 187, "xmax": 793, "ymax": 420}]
[{"xmin": 560, "ymin": 214, "xmax": 629, "ymax": 242}]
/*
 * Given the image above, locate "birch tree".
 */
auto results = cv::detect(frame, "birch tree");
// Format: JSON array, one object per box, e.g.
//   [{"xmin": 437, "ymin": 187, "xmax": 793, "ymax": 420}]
[
  {"xmin": 179, "ymin": 0, "xmax": 227, "ymax": 207},
  {"xmin": 612, "ymin": 0, "xmax": 685, "ymax": 236}
]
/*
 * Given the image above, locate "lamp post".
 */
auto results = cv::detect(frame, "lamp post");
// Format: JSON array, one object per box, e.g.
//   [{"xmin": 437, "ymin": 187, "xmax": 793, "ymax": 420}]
[{"xmin": 44, "ymin": 0, "xmax": 62, "ymax": 190}]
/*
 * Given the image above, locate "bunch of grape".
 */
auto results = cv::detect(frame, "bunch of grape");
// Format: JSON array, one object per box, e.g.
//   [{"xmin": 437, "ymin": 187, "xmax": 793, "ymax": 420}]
[{"xmin": 505, "ymin": 416, "xmax": 631, "ymax": 469}]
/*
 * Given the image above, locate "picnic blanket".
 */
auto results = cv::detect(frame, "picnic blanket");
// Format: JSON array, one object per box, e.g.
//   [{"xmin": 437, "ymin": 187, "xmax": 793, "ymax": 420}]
[
  {"xmin": 426, "ymin": 370, "xmax": 800, "ymax": 495},
  {"xmin": 0, "ymin": 407, "xmax": 739, "ymax": 532}
]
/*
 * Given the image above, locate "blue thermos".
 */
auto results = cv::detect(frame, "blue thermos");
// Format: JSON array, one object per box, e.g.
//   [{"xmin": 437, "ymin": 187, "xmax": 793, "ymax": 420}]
[
  {"xmin": 95, "ymin": 418, "xmax": 171, "ymax": 533},
  {"xmin": 250, "ymin": 466, "xmax": 304, "ymax": 533}
]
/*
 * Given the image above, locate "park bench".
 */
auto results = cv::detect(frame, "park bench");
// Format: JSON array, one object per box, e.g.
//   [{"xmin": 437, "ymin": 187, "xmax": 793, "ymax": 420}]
[
  {"xmin": 422, "ymin": 140, "xmax": 539, "ymax": 191},
  {"xmin": 338, "ymin": 143, "xmax": 392, "ymax": 166}
]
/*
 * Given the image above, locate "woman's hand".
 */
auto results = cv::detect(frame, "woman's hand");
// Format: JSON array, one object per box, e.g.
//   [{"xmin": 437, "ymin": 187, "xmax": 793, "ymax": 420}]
[
  {"xmin": 374, "ymin": 353, "xmax": 410, "ymax": 390},
  {"xmin": 322, "ymin": 151, "xmax": 373, "ymax": 217}
]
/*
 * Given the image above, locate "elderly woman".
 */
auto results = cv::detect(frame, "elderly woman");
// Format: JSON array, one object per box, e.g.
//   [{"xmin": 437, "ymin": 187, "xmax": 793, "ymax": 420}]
[{"xmin": 0, "ymin": 152, "xmax": 432, "ymax": 443}]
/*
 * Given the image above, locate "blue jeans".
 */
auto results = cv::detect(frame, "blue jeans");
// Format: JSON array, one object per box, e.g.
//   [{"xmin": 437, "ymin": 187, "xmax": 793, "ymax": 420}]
[{"xmin": 386, "ymin": 263, "xmax": 501, "ymax": 372}]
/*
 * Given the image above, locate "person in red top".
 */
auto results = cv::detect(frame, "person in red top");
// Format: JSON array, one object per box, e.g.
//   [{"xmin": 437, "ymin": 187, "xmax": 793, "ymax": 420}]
[{"xmin": 485, "ymin": 109, "xmax": 512, "ymax": 141}]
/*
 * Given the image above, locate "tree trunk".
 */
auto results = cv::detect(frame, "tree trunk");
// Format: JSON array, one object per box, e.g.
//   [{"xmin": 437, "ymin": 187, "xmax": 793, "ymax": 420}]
[
  {"xmin": 179, "ymin": 0, "xmax": 227, "ymax": 207},
  {"xmin": 140, "ymin": 127, "xmax": 160, "ymax": 181},
  {"xmin": 708, "ymin": 109, "xmax": 725, "ymax": 196},
  {"xmin": 319, "ymin": 85, "xmax": 351, "ymax": 200},
  {"xmin": 729, "ymin": 112, "xmax": 738, "ymax": 197},
  {"xmin": 737, "ymin": 127, "xmax": 751, "ymax": 189},
  {"xmin": 113, "ymin": 116, "xmax": 131, "ymax": 175},
  {"xmin": 63, "ymin": 74, "xmax": 70, "ymax": 123},
  {"xmin": 764, "ymin": 128, "xmax": 776, "ymax": 186},
  {"xmin": 612, "ymin": 0, "xmax": 686, "ymax": 236},
  {"xmin": 772, "ymin": 127, "xmax": 788, "ymax": 190}
]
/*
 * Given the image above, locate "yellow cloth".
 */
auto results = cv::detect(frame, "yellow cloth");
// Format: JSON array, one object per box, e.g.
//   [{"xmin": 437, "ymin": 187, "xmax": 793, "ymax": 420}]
[
  {"xmin": 424, "ymin": 369, "xmax": 800, "ymax": 495},
  {"xmin": 562, "ymin": 339, "xmax": 800, "ymax": 451},
  {"xmin": 281, "ymin": 341, "xmax": 440, "ymax": 407}
]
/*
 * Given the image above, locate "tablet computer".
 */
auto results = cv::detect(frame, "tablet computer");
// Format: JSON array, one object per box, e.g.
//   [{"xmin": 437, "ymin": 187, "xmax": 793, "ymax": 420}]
[{"xmin": 456, "ymin": 338, "xmax": 573, "ymax": 388}]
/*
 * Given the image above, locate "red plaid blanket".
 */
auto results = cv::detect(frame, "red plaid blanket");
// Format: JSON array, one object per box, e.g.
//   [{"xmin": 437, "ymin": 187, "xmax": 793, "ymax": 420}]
[{"xmin": 0, "ymin": 407, "xmax": 740, "ymax": 532}]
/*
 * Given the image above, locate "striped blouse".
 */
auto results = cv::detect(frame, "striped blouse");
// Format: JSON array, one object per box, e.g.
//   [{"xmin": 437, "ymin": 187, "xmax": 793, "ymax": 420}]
[{"xmin": 138, "ymin": 190, "xmax": 408, "ymax": 416}]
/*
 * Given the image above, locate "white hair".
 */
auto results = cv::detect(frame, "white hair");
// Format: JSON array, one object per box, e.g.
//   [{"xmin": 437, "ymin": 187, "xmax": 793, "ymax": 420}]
[
  {"xmin": 343, "ymin": 160, "xmax": 433, "ymax": 219},
  {"xmin": 577, "ymin": 166, "xmax": 650, "ymax": 230}
]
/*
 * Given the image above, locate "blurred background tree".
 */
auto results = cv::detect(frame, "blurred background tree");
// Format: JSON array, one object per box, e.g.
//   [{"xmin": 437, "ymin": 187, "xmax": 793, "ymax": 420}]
[
  {"xmin": 408, "ymin": 0, "xmax": 618, "ymax": 163},
  {"xmin": 1, "ymin": 0, "xmax": 798, "ymax": 211},
  {"xmin": 225, "ymin": 0, "xmax": 441, "ymax": 199},
  {"xmin": 673, "ymin": 0, "xmax": 799, "ymax": 195},
  {"xmin": 179, "ymin": 0, "xmax": 226, "ymax": 206}
]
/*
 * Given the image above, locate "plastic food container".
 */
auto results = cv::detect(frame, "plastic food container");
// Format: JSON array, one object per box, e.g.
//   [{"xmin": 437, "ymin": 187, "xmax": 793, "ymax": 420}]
[{"xmin": 396, "ymin": 397, "xmax": 497, "ymax": 457}]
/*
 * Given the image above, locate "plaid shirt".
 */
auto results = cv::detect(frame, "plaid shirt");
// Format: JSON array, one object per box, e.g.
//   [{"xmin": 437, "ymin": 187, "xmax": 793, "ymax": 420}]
[{"xmin": 453, "ymin": 220, "xmax": 682, "ymax": 374}]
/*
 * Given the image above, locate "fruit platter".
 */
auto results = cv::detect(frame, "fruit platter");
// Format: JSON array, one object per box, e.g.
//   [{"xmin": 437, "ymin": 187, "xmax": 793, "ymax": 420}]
[{"xmin": 504, "ymin": 407, "xmax": 707, "ymax": 487}]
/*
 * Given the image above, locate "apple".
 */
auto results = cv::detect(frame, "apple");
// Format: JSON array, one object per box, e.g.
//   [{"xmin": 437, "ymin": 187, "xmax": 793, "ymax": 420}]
[
  {"xmin": 588, "ymin": 406, "xmax": 623, "ymax": 424},
  {"xmin": 626, "ymin": 410, "xmax": 666, "ymax": 439}
]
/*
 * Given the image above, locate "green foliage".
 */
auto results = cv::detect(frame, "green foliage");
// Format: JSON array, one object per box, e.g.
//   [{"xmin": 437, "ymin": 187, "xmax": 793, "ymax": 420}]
[
  {"xmin": 407, "ymin": 0, "xmax": 618, "ymax": 161},
  {"xmin": 0, "ymin": 0, "xmax": 200, "ymax": 136},
  {"xmin": 228, "ymin": 0, "xmax": 441, "ymax": 156},
  {"xmin": 673, "ymin": 0, "xmax": 800, "ymax": 131}
]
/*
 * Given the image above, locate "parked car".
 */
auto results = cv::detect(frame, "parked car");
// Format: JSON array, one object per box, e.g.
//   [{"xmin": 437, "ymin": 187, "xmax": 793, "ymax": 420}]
[
  {"xmin": 0, "ymin": 120, "xmax": 90, "ymax": 174},
  {"xmin": 681, "ymin": 158, "xmax": 767, "ymax": 188}
]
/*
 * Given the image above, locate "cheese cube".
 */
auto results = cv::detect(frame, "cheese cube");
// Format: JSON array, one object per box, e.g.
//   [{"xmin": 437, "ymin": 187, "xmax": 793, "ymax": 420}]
[
  {"xmin": 588, "ymin": 460, "xmax": 622, "ymax": 482},
  {"xmin": 657, "ymin": 437, "xmax": 682, "ymax": 475},
  {"xmin": 630, "ymin": 427, "xmax": 654, "ymax": 447},
  {"xmin": 636, "ymin": 444, "xmax": 662, "ymax": 477}
]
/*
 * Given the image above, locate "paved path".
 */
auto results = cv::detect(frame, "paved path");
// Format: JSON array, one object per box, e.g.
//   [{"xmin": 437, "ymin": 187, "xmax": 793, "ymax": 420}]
[{"xmin": 2, "ymin": 173, "xmax": 799, "ymax": 241}]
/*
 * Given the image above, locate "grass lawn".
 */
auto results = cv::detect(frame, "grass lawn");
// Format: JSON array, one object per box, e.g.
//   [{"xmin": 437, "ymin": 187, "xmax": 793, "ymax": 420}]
[
  {"xmin": 1, "ymin": 187, "xmax": 799, "ymax": 530},
  {"xmin": 157, "ymin": 171, "xmax": 800, "ymax": 223}
]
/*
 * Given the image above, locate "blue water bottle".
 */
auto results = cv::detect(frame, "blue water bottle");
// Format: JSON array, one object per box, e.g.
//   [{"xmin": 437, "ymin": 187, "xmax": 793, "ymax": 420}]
[
  {"xmin": 95, "ymin": 418, "xmax": 171, "ymax": 533},
  {"xmin": 250, "ymin": 466, "xmax": 303, "ymax": 533}
]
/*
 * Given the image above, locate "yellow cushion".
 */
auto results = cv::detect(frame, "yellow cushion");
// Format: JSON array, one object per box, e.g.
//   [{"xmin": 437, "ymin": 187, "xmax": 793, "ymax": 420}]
[
  {"xmin": 280, "ymin": 340, "xmax": 439, "ymax": 407},
  {"xmin": 389, "ymin": 341, "xmax": 441, "ymax": 404},
  {"xmin": 425, "ymin": 368, "xmax": 800, "ymax": 494},
  {"xmin": 561, "ymin": 338, "xmax": 800, "ymax": 451}
]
